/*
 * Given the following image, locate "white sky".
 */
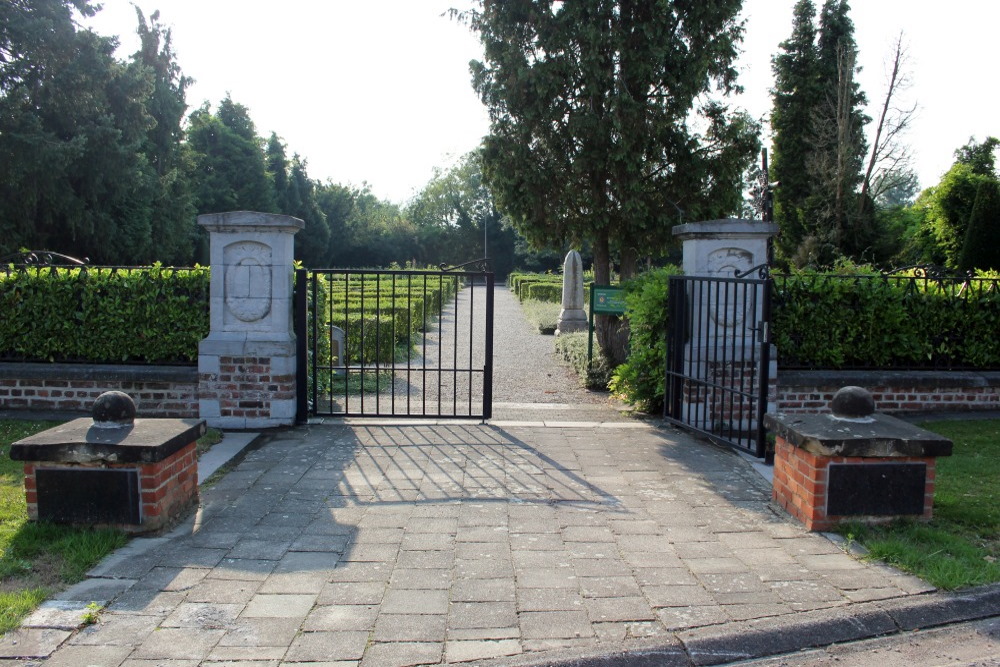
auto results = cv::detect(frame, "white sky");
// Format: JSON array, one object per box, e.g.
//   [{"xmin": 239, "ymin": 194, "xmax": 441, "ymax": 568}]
[{"xmin": 85, "ymin": 0, "xmax": 997, "ymax": 205}]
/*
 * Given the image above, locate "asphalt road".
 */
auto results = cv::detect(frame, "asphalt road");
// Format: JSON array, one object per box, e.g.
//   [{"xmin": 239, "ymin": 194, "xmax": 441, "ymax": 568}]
[{"xmin": 728, "ymin": 615, "xmax": 1000, "ymax": 666}]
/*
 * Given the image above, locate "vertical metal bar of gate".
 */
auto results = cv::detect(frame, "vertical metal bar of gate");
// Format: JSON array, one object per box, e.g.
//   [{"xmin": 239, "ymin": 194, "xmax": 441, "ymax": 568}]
[
  {"xmin": 297, "ymin": 268, "xmax": 494, "ymax": 420},
  {"xmin": 755, "ymin": 278, "xmax": 773, "ymax": 457},
  {"xmin": 483, "ymin": 273, "xmax": 494, "ymax": 420},
  {"xmin": 294, "ymin": 268, "xmax": 308, "ymax": 423}
]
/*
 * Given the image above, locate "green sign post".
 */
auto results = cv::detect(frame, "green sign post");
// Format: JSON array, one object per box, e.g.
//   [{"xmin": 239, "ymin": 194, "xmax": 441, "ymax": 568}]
[{"xmin": 588, "ymin": 284, "xmax": 625, "ymax": 368}]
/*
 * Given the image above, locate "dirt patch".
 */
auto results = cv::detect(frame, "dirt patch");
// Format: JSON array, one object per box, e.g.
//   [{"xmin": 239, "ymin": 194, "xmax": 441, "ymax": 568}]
[{"xmin": 0, "ymin": 552, "xmax": 65, "ymax": 593}]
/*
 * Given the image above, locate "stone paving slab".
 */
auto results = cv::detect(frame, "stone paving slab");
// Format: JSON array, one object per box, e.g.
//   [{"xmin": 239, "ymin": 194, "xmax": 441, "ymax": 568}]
[{"xmin": 17, "ymin": 421, "xmax": 990, "ymax": 666}]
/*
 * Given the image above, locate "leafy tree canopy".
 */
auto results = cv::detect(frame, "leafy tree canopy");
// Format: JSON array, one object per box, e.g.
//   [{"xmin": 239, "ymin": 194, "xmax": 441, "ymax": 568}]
[
  {"xmin": 464, "ymin": 0, "xmax": 760, "ymax": 286},
  {"xmin": 958, "ymin": 179, "xmax": 1000, "ymax": 272},
  {"xmin": 916, "ymin": 137, "xmax": 1000, "ymax": 269}
]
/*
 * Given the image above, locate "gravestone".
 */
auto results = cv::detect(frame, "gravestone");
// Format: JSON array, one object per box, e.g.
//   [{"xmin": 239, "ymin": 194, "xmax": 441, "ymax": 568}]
[
  {"xmin": 329, "ymin": 325, "xmax": 346, "ymax": 376},
  {"xmin": 556, "ymin": 250, "xmax": 587, "ymax": 335}
]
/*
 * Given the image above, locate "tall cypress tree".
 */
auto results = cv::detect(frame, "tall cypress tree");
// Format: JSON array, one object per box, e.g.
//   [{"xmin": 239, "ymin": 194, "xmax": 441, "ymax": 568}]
[
  {"xmin": 132, "ymin": 8, "xmax": 196, "ymax": 264},
  {"xmin": 768, "ymin": 0, "xmax": 869, "ymax": 267},
  {"xmin": 958, "ymin": 179, "xmax": 1000, "ymax": 272},
  {"xmin": 809, "ymin": 0, "xmax": 868, "ymax": 260},
  {"xmin": 769, "ymin": 0, "xmax": 819, "ymax": 262}
]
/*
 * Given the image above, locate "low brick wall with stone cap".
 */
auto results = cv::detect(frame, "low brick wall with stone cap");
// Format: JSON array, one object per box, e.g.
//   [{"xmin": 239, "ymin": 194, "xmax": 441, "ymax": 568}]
[
  {"xmin": 776, "ymin": 370, "xmax": 1000, "ymax": 415},
  {"xmin": 0, "ymin": 363, "xmax": 198, "ymax": 418},
  {"xmin": 766, "ymin": 387, "xmax": 953, "ymax": 532}
]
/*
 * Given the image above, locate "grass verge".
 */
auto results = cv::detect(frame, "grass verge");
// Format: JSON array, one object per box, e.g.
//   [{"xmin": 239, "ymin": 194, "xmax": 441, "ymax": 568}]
[
  {"xmin": 0, "ymin": 420, "xmax": 129, "ymax": 634},
  {"xmin": 520, "ymin": 299, "xmax": 562, "ymax": 334},
  {"xmin": 836, "ymin": 418, "xmax": 1000, "ymax": 590},
  {"xmin": 0, "ymin": 420, "xmax": 225, "ymax": 634}
]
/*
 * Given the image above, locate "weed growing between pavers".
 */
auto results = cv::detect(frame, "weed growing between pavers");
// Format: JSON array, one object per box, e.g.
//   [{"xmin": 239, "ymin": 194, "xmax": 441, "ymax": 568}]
[{"xmin": 836, "ymin": 419, "xmax": 1000, "ymax": 590}]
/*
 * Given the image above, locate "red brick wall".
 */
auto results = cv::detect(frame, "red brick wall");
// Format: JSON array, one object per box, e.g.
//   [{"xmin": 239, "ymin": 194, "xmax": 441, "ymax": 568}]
[
  {"xmin": 776, "ymin": 373, "xmax": 1000, "ymax": 415},
  {"xmin": 772, "ymin": 437, "xmax": 936, "ymax": 531},
  {"xmin": 0, "ymin": 364, "xmax": 198, "ymax": 417}
]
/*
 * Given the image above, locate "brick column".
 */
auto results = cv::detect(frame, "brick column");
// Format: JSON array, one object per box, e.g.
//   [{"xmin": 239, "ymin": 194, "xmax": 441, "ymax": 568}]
[{"xmin": 197, "ymin": 211, "xmax": 303, "ymax": 429}]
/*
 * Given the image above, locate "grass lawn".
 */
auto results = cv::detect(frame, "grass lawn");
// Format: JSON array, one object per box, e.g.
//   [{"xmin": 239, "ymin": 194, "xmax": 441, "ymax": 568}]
[
  {"xmin": 837, "ymin": 418, "xmax": 1000, "ymax": 590},
  {"xmin": 0, "ymin": 420, "xmax": 129, "ymax": 633}
]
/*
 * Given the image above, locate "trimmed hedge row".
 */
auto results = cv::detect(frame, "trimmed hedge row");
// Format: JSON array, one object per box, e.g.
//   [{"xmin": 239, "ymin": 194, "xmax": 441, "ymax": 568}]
[
  {"xmin": 509, "ymin": 272, "xmax": 561, "ymax": 302},
  {"xmin": 773, "ymin": 273, "xmax": 1000, "ymax": 369},
  {"xmin": 0, "ymin": 266, "xmax": 209, "ymax": 364},
  {"xmin": 313, "ymin": 273, "xmax": 459, "ymax": 366},
  {"xmin": 0, "ymin": 267, "xmax": 462, "ymax": 369},
  {"xmin": 509, "ymin": 272, "xmax": 595, "ymax": 304}
]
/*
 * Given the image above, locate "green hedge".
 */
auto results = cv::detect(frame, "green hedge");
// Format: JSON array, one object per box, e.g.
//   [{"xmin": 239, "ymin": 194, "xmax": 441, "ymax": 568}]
[
  {"xmin": 525, "ymin": 282, "xmax": 562, "ymax": 303},
  {"xmin": 609, "ymin": 266, "xmax": 1000, "ymax": 410},
  {"xmin": 773, "ymin": 272, "xmax": 1000, "ymax": 369},
  {"xmin": 510, "ymin": 273, "xmax": 561, "ymax": 302},
  {"xmin": 609, "ymin": 265, "xmax": 682, "ymax": 411},
  {"xmin": 0, "ymin": 266, "xmax": 209, "ymax": 364}
]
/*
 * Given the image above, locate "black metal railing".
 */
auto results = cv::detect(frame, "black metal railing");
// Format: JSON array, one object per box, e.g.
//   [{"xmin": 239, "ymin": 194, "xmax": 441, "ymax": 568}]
[
  {"xmin": 296, "ymin": 268, "xmax": 494, "ymax": 420},
  {"xmin": 772, "ymin": 270, "xmax": 1000, "ymax": 370},
  {"xmin": 665, "ymin": 274, "xmax": 772, "ymax": 458}
]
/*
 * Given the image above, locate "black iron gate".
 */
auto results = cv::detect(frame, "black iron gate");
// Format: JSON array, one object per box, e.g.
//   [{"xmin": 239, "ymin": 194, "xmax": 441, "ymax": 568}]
[
  {"xmin": 664, "ymin": 272, "xmax": 773, "ymax": 457},
  {"xmin": 295, "ymin": 267, "xmax": 494, "ymax": 420}
]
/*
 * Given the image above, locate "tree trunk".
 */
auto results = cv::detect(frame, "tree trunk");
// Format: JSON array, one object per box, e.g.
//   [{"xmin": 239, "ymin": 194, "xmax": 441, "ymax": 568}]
[{"xmin": 594, "ymin": 232, "xmax": 631, "ymax": 369}]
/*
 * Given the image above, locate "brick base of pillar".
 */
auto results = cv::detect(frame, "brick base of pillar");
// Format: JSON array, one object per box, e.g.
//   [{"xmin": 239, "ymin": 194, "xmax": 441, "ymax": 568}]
[{"xmin": 198, "ymin": 354, "xmax": 296, "ymax": 428}]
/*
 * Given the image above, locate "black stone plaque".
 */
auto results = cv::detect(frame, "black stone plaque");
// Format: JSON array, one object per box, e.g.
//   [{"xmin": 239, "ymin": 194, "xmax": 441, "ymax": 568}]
[
  {"xmin": 827, "ymin": 463, "xmax": 926, "ymax": 517},
  {"xmin": 36, "ymin": 468, "xmax": 141, "ymax": 525}
]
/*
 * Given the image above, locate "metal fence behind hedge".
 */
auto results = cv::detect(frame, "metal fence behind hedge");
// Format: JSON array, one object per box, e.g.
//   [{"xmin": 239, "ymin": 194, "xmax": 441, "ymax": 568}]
[
  {"xmin": 0, "ymin": 264, "xmax": 209, "ymax": 365},
  {"xmin": 772, "ymin": 272, "xmax": 1000, "ymax": 371}
]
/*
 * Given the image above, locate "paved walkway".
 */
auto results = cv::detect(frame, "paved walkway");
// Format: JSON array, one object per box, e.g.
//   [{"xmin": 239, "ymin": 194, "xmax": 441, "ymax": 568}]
[
  {"xmin": 4, "ymin": 421, "xmax": 943, "ymax": 666},
  {"xmin": 3, "ymin": 285, "xmax": 999, "ymax": 665}
]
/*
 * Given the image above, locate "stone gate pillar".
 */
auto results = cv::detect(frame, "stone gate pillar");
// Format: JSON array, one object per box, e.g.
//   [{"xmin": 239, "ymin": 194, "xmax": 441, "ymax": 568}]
[
  {"xmin": 673, "ymin": 219, "xmax": 777, "ymax": 279},
  {"xmin": 198, "ymin": 211, "xmax": 304, "ymax": 428},
  {"xmin": 671, "ymin": 219, "xmax": 779, "ymax": 438}
]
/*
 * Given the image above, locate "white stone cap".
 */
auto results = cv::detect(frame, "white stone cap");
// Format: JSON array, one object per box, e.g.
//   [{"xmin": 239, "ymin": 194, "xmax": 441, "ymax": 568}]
[
  {"xmin": 198, "ymin": 211, "xmax": 304, "ymax": 233},
  {"xmin": 672, "ymin": 218, "xmax": 778, "ymax": 240}
]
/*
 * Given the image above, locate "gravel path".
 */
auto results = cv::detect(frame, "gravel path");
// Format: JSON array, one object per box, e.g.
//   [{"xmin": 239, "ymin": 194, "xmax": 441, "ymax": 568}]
[{"xmin": 489, "ymin": 285, "xmax": 630, "ymax": 420}]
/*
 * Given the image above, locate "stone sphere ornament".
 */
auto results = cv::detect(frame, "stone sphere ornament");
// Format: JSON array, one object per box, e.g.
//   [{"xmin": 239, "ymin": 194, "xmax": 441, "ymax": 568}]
[
  {"xmin": 91, "ymin": 391, "xmax": 137, "ymax": 426},
  {"xmin": 829, "ymin": 386, "xmax": 876, "ymax": 419}
]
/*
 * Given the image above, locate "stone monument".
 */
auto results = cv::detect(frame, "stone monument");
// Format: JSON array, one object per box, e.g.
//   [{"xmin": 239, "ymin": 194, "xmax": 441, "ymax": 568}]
[
  {"xmin": 556, "ymin": 250, "xmax": 587, "ymax": 335},
  {"xmin": 198, "ymin": 211, "xmax": 303, "ymax": 428}
]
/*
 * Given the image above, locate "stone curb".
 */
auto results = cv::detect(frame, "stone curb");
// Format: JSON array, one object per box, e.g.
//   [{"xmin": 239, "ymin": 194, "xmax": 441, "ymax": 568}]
[{"xmin": 470, "ymin": 583, "xmax": 1000, "ymax": 667}]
